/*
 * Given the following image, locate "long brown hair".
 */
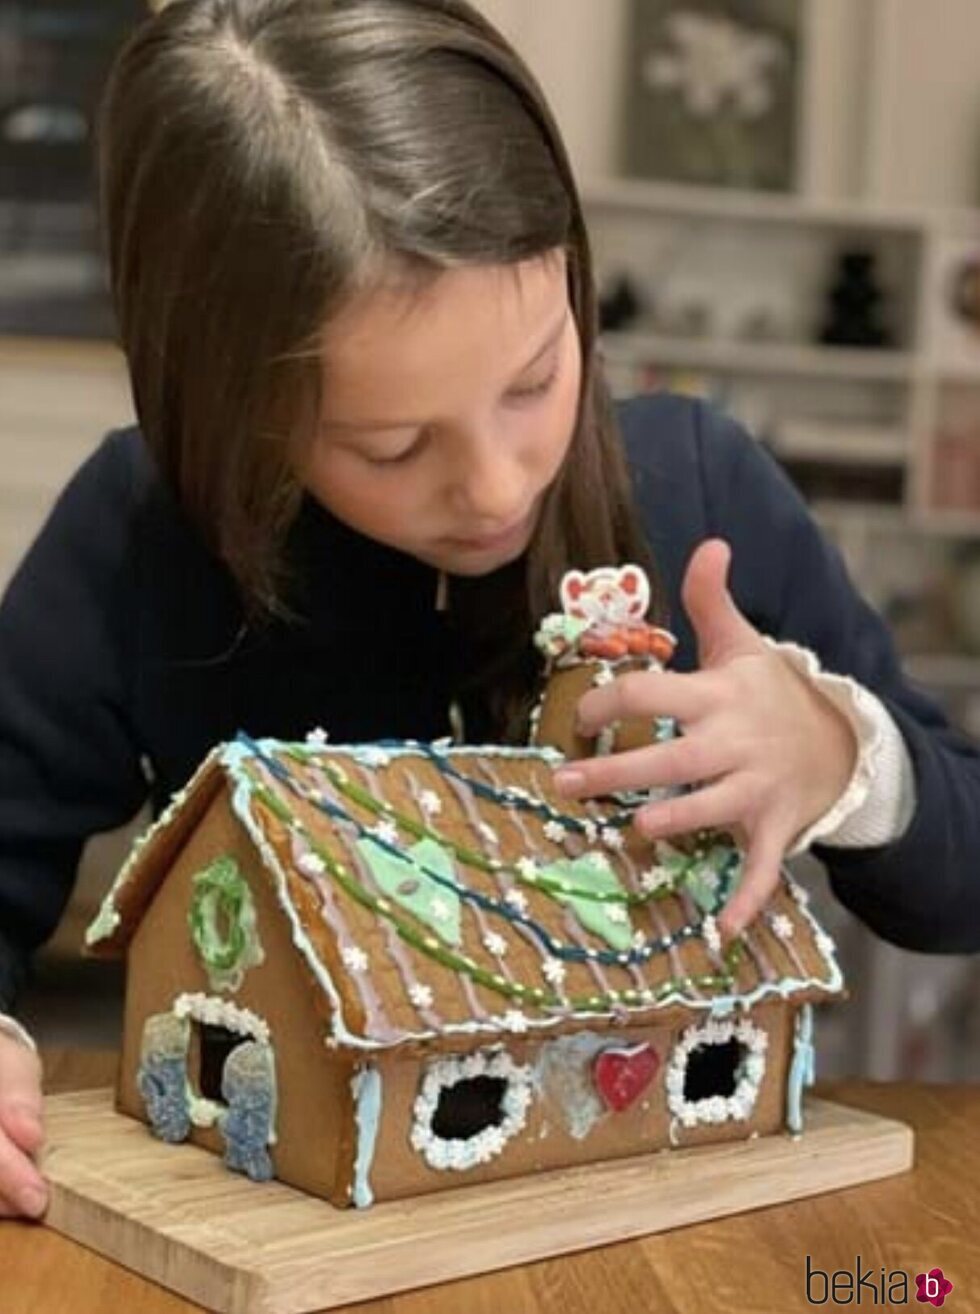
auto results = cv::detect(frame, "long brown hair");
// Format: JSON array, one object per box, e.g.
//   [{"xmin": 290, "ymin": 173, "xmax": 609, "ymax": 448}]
[{"xmin": 98, "ymin": 0, "xmax": 667, "ymax": 739}]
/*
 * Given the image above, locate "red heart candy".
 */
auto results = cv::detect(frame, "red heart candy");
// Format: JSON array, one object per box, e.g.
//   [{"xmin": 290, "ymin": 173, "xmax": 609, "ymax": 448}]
[{"xmin": 593, "ymin": 1043, "xmax": 660, "ymax": 1112}]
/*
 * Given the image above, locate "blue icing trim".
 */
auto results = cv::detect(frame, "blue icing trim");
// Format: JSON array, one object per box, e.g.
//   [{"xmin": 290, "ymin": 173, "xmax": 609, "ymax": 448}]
[
  {"xmin": 356, "ymin": 835, "xmax": 461, "ymax": 948},
  {"xmin": 351, "ymin": 1065, "xmax": 383, "ymax": 1208},
  {"xmin": 786, "ymin": 1003, "xmax": 816, "ymax": 1133},
  {"xmin": 220, "ymin": 1041, "xmax": 277, "ymax": 1182},
  {"xmin": 219, "ymin": 734, "xmax": 845, "ymax": 1052}
]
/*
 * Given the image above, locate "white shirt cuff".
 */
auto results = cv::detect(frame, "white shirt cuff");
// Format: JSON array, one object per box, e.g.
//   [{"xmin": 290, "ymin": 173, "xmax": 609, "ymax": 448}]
[
  {"xmin": 0, "ymin": 1013, "xmax": 38, "ymax": 1054},
  {"xmin": 763, "ymin": 638, "xmax": 917, "ymax": 855}
]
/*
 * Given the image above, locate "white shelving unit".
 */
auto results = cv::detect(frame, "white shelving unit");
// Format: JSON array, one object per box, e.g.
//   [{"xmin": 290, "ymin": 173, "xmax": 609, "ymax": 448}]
[
  {"xmin": 583, "ymin": 176, "xmax": 980, "ymax": 530},
  {"xmin": 582, "ymin": 177, "xmax": 980, "ymax": 718}
]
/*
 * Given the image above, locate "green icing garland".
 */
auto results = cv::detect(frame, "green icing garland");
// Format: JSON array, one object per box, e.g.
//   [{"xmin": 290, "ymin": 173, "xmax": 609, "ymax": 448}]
[
  {"xmin": 188, "ymin": 855, "xmax": 265, "ymax": 992},
  {"xmin": 252, "ymin": 781, "xmax": 743, "ymax": 1017}
]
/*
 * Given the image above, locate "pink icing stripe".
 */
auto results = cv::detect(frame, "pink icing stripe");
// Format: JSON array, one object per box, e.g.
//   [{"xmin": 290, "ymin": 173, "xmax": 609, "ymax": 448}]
[
  {"xmin": 401, "ymin": 767, "xmax": 491, "ymax": 1022},
  {"xmin": 310, "ymin": 765, "xmax": 444, "ymax": 1032},
  {"xmin": 287, "ymin": 829, "xmax": 401, "ymax": 1042}
]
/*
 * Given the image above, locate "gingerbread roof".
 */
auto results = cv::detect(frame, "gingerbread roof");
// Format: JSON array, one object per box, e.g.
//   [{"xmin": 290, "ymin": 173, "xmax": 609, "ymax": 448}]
[{"xmin": 86, "ymin": 732, "xmax": 844, "ymax": 1052}]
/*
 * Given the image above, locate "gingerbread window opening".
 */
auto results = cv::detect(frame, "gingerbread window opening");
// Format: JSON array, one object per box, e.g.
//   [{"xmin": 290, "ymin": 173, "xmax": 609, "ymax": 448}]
[
  {"xmin": 197, "ymin": 1023, "xmax": 247, "ymax": 1103},
  {"xmin": 683, "ymin": 1037, "xmax": 745, "ymax": 1103},
  {"xmin": 431, "ymin": 1075, "xmax": 508, "ymax": 1141}
]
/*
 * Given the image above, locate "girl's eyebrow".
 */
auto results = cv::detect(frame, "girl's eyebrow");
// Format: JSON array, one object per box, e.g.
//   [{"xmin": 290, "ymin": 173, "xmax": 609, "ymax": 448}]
[{"xmin": 323, "ymin": 307, "xmax": 568, "ymax": 433}]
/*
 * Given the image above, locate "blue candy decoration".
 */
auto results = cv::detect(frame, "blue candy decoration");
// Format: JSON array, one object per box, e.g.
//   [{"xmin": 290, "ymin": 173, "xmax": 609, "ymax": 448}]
[
  {"xmin": 220, "ymin": 1041, "xmax": 278, "ymax": 1182},
  {"xmin": 137, "ymin": 1013, "xmax": 191, "ymax": 1143}
]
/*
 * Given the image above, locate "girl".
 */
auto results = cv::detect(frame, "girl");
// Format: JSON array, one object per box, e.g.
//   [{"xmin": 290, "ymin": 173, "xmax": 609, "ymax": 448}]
[{"xmin": 0, "ymin": 0, "xmax": 977, "ymax": 1221}]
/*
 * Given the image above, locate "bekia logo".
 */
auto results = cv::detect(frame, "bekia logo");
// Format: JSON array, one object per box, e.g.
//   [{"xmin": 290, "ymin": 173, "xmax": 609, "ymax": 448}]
[
  {"xmin": 915, "ymin": 1269, "xmax": 954, "ymax": 1307},
  {"xmin": 806, "ymin": 1256, "xmax": 955, "ymax": 1306}
]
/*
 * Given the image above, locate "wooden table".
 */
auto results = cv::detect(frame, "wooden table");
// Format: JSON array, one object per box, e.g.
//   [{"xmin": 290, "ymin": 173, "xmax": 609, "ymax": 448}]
[{"xmin": 2, "ymin": 1050, "xmax": 976, "ymax": 1314}]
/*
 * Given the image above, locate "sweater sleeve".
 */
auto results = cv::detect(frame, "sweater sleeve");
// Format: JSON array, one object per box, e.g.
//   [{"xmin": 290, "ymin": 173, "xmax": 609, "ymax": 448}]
[
  {"xmin": 0, "ymin": 431, "xmax": 148, "ymax": 1011},
  {"xmin": 695, "ymin": 402, "xmax": 980, "ymax": 954}
]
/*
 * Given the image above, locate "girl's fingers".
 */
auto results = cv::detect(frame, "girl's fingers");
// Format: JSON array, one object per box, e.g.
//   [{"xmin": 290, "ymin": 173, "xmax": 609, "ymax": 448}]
[
  {"xmin": 553, "ymin": 734, "xmax": 734, "ymax": 800},
  {"xmin": 0, "ymin": 1126, "xmax": 47, "ymax": 1219},
  {"xmin": 576, "ymin": 668, "xmax": 720, "ymax": 737},
  {"xmin": 633, "ymin": 776, "xmax": 746, "ymax": 840},
  {"xmin": 718, "ymin": 822, "xmax": 794, "ymax": 940},
  {"xmin": 0, "ymin": 1037, "xmax": 44, "ymax": 1156}
]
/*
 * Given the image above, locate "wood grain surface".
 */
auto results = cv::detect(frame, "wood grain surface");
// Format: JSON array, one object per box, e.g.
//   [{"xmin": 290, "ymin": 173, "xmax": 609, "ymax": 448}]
[{"xmin": 0, "ymin": 1050, "xmax": 974, "ymax": 1314}]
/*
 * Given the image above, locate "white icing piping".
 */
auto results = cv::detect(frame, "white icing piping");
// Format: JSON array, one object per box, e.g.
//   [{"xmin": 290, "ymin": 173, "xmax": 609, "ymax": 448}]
[
  {"xmin": 666, "ymin": 1015, "xmax": 768, "ymax": 1141},
  {"xmin": 409, "ymin": 1048, "xmax": 534, "ymax": 1171},
  {"xmin": 85, "ymin": 747, "xmax": 225, "ymax": 947},
  {"xmin": 173, "ymin": 991, "xmax": 271, "ymax": 1044}
]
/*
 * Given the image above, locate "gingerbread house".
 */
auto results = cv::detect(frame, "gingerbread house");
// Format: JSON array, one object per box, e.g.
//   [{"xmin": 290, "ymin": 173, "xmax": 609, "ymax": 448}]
[{"xmin": 84, "ymin": 722, "xmax": 843, "ymax": 1208}]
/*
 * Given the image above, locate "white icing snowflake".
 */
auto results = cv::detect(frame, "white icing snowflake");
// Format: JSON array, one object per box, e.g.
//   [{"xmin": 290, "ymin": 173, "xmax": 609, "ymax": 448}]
[
  {"xmin": 429, "ymin": 896, "xmax": 453, "ymax": 923},
  {"xmin": 640, "ymin": 865, "xmax": 672, "ymax": 894},
  {"xmin": 515, "ymin": 857, "xmax": 539, "ymax": 880},
  {"xmin": 419, "ymin": 790, "xmax": 442, "ymax": 818},
  {"xmin": 297, "ymin": 851, "xmax": 326, "ymax": 878},
  {"xmin": 542, "ymin": 958, "xmax": 566, "ymax": 988},
  {"xmin": 601, "ymin": 826, "xmax": 625, "ymax": 851},
  {"xmin": 482, "ymin": 931, "xmax": 508, "ymax": 958},
  {"xmin": 342, "ymin": 945, "xmax": 369, "ymax": 973},
  {"xmin": 543, "ymin": 819, "xmax": 566, "ymax": 843},
  {"xmin": 370, "ymin": 820, "xmax": 399, "ymax": 847},
  {"xmin": 593, "ymin": 665, "xmax": 615, "ymax": 687},
  {"xmin": 632, "ymin": 930, "xmax": 648, "ymax": 950},
  {"xmin": 606, "ymin": 904, "xmax": 629, "ymax": 925},
  {"xmin": 814, "ymin": 930, "xmax": 836, "ymax": 958},
  {"xmin": 770, "ymin": 913, "xmax": 795, "ymax": 942},
  {"xmin": 581, "ymin": 819, "xmax": 598, "ymax": 843},
  {"xmin": 787, "ymin": 878, "xmax": 811, "ymax": 908},
  {"xmin": 503, "ymin": 888, "xmax": 529, "ymax": 915},
  {"xmin": 409, "ymin": 983, "xmax": 434, "ymax": 1010},
  {"xmin": 501, "ymin": 1009, "xmax": 529, "ymax": 1034},
  {"xmin": 305, "ymin": 726, "xmax": 330, "ymax": 748},
  {"xmin": 702, "ymin": 914, "xmax": 722, "ymax": 955}
]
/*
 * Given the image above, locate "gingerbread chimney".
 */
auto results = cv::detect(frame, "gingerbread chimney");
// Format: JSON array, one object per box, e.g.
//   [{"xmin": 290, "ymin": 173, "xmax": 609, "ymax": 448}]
[{"xmin": 530, "ymin": 564, "xmax": 677, "ymax": 759}]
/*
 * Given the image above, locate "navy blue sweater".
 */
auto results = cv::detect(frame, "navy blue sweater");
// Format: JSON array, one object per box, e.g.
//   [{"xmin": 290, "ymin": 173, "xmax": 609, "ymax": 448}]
[{"xmin": 1, "ymin": 393, "xmax": 977, "ymax": 1011}]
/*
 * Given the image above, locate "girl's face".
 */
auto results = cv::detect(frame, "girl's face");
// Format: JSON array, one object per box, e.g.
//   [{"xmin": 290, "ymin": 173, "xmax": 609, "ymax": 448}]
[{"xmin": 303, "ymin": 251, "xmax": 582, "ymax": 576}]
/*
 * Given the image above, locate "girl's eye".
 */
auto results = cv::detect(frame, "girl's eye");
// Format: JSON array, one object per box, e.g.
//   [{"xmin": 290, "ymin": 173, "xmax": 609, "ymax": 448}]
[
  {"xmin": 361, "ymin": 366, "xmax": 559, "ymax": 466},
  {"xmin": 364, "ymin": 438, "xmax": 424, "ymax": 467},
  {"xmin": 509, "ymin": 368, "xmax": 558, "ymax": 402}
]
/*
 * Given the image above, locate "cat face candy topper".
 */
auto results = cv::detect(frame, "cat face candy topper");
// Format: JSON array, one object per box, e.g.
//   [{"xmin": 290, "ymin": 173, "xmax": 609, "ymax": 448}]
[
  {"xmin": 535, "ymin": 565, "xmax": 676, "ymax": 666},
  {"xmin": 561, "ymin": 565, "xmax": 650, "ymax": 627}
]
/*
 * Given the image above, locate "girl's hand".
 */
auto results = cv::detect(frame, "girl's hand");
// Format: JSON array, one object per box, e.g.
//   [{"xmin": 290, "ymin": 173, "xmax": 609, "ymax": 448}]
[
  {"xmin": 0, "ymin": 1030, "xmax": 47, "ymax": 1219},
  {"xmin": 553, "ymin": 539, "xmax": 858, "ymax": 941}
]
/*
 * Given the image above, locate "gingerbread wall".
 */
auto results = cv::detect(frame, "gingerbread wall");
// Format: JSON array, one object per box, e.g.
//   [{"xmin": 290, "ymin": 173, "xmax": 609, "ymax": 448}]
[
  {"xmin": 118, "ymin": 790, "xmax": 359, "ymax": 1204},
  {"xmin": 353, "ymin": 999, "xmax": 794, "ymax": 1204}
]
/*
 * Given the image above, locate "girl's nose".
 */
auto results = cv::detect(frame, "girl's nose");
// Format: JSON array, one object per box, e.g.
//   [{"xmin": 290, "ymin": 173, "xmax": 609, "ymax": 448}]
[{"xmin": 448, "ymin": 436, "xmax": 527, "ymax": 523}]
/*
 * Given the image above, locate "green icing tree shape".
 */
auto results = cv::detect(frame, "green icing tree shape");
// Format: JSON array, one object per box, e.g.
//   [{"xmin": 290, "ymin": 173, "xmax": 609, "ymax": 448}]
[
  {"xmin": 356, "ymin": 835, "xmax": 462, "ymax": 948},
  {"xmin": 541, "ymin": 854, "xmax": 634, "ymax": 951},
  {"xmin": 682, "ymin": 844, "xmax": 742, "ymax": 914}
]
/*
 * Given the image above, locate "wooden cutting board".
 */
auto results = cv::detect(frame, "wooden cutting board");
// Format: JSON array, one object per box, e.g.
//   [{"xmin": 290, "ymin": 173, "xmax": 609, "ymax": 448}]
[{"xmin": 40, "ymin": 1088, "xmax": 913, "ymax": 1314}]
